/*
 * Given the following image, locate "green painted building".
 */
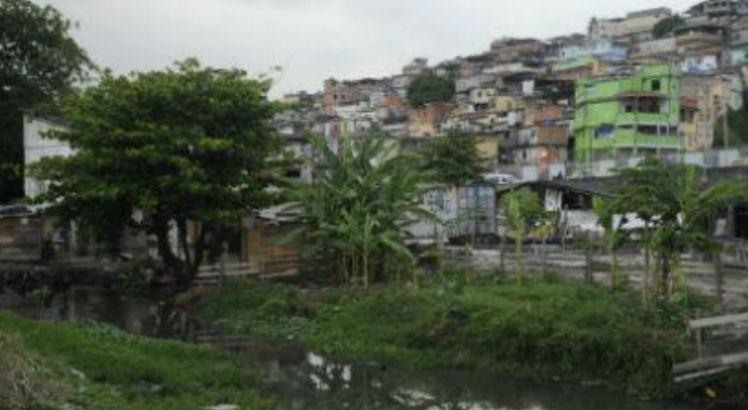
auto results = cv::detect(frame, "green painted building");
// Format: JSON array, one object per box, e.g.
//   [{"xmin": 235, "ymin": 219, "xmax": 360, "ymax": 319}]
[{"xmin": 574, "ymin": 64, "xmax": 682, "ymax": 162}]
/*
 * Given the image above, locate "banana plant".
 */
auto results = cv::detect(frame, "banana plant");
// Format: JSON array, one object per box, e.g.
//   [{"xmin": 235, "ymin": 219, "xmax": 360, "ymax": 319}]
[
  {"xmin": 284, "ymin": 134, "xmax": 437, "ymax": 287},
  {"xmin": 499, "ymin": 187, "xmax": 545, "ymax": 286}
]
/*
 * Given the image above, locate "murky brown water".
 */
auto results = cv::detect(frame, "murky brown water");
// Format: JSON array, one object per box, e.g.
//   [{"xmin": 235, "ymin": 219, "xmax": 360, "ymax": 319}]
[{"xmin": 0, "ymin": 287, "xmax": 702, "ymax": 410}]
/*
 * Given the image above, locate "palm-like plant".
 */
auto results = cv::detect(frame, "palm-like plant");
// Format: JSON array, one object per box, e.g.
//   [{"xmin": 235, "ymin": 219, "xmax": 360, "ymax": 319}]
[
  {"xmin": 592, "ymin": 197, "xmax": 627, "ymax": 289},
  {"xmin": 499, "ymin": 187, "xmax": 545, "ymax": 286},
  {"xmin": 286, "ymin": 135, "xmax": 436, "ymax": 288},
  {"xmin": 617, "ymin": 160, "xmax": 747, "ymax": 299}
]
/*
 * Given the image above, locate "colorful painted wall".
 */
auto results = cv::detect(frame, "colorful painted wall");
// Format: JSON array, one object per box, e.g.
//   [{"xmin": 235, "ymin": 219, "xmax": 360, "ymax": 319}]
[{"xmin": 574, "ymin": 64, "xmax": 681, "ymax": 162}]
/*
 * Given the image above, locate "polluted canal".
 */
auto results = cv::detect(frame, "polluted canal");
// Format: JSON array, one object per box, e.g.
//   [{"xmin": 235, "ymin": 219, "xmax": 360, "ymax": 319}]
[{"xmin": 0, "ymin": 286, "xmax": 701, "ymax": 410}]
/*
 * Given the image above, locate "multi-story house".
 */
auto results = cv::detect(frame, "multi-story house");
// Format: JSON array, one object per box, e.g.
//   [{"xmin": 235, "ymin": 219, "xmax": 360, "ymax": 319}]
[
  {"xmin": 489, "ymin": 38, "xmax": 546, "ymax": 64},
  {"xmin": 498, "ymin": 104, "xmax": 572, "ymax": 168},
  {"xmin": 631, "ymin": 38, "xmax": 677, "ymax": 62},
  {"xmin": 574, "ymin": 64, "xmax": 682, "ymax": 163},
  {"xmin": 681, "ymin": 73, "xmax": 744, "ymax": 150},
  {"xmin": 675, "ymin": 22, "xmax": 728, "ymax": 74},
  {"xmin": 558, "ymin": 38, "xmax": 628, "ymax": 63},
  {"xmin": 729, "ymin": 15, "xmax": 748, "ymax": 66},
  {"xmin": 552, "ymin": 56, "xmax": 610, "ymax": 81},
  {"xmin": 455, "ymin": 73, "xmax": 497, "ymax": 103},
  {"xmin": 588, "ymin": 8, "xmax": 673, "ymax": 43},
  {"xmin": 687, "ymin": 0, "xmax": 748, "ymax": 22},
  {"xmin": 408, "ymin": 103, "xmax": 456, "ymax": 138},
  {"xmin": 322, "ymin": 78, "xmax": 389, "ymax": 114}
]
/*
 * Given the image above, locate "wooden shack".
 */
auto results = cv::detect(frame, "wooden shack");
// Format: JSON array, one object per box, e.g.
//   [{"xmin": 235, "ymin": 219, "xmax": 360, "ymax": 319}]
[{"xmin": 241, "ymin": 214, "xmax": 304, "ymax": 275}]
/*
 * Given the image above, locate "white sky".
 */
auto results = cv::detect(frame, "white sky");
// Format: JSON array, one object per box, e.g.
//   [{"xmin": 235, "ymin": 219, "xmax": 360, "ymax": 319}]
[{"xmin": 40, "ymin": 0, "xmax": 691, "ymax": 97}]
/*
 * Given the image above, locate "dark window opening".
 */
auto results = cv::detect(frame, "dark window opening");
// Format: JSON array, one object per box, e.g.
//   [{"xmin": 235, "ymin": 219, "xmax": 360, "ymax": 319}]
[
  {"xmin": 285, "ymin": 168, "xmax": 302, "ymax": 179},
  {"xmin": 651, "ymin": 80, "xmax": 661, "ymax": 91},
  {"xmin": 736, "ymin": 204, "xmax": 748, "ymax": 239},
  {"xmin": 637, "ymin": 125, "xmax": 659, "ymax": 135},
  {"xmin": 595, "ymin": 124, "xmax": 615, "ymax": 139},
  {"xmin": 562, "ymin": 191, "xmax": 593, "ymax": 210}
]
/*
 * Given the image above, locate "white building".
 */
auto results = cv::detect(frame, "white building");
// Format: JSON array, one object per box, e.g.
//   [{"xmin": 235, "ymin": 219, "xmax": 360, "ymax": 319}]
[
  {"xmin": 558, "ymin": 38, "xmax": 628, "ymax": 62},
  {"xmin": 23, "ymin": 115, "xmax": 72, "ymax": 199}
]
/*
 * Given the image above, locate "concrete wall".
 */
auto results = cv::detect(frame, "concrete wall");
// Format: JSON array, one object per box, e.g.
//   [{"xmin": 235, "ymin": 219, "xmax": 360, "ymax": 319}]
[{"xmin": 23, "ymin": 115, "xmax": 73, "ymax": 199}]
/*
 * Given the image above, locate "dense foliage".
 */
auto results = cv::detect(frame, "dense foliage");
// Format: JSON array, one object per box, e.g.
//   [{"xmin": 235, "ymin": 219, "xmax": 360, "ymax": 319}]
[
  {"xmin": 199, "ymin": 279, "xmax": 701, "ymax": 399},
  {"xmin": 592, "ymin": 196, "xmax": 627, "ymax": 288},
  {"xmin": 0, "ymin": 315, "xmax": 272, "ymax": 409},
  {"xmin": 287, "ymin": 136, "xmax": 434, "ymax": 287},
  {"xmin": 499, "ymin": 188, "xmax": 546, "ymax": 285},
  {"xmin": 616, "ymin": 159, "xmax": 747, "ymax": 297},
  {"xmin": 406, "ymin": 72, "xmax": 455, "ymax": 107},
  {"xmin": 418, "ymin": 135, "xmax": 485, "ymax": 186},
  {"xmin": 32, "ymin": 59, "xmax": 282, "ymax": 284},
  {"xmin": 0, "ymin": 0, "xmax": 93, "ymax": 202}
]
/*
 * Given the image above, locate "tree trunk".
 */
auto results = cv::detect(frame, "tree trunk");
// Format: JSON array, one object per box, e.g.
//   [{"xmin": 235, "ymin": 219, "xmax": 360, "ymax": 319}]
[
  {"xmin": 499, "ymin": 234, "xmax": 506, "ymax": 274},
  {"xmin": 714, "ymin": 250, "xmax": 723, "ymax": 305},
  {"xmin": 176, "ymin": 218, "xmax": 193, "ymax": 271},
  {"xmin": 584, "ymin": 234, "xmax": 593, "ymax": 284},
  {"xmin": 515, "ymin": 234, "xmax": 524, "ymax": 286},
  {"xmin": 541, "ymin": 236, "xmax": 547, "ymax": 278},
  {"xmin": 643, "ymin": 222, "xmax": 650, "ymax": 303},
  {"xmin": 362, "ymin": 250, "xmax": 369, "ymax": 290},
  {"xmin": 661, "ymin": 255, "xmax": 671, "ymax": 298},
  {"xmin": 153, "ymin": 216, "xmax": 184, "ymax": 276},
  {"xmin": 611, "ymin": 246, "xmax": 618, "ymax": 289}
]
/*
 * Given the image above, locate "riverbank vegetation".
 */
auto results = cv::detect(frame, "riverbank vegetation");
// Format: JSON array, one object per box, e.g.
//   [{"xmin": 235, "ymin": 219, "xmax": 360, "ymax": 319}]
[
  {"xmin": 0, "ymin": 314, "xmax": 272, "ymax": 409},
  {"xmin": 198, "ymin": 276, "xmax": 709, "ymax": 399}
]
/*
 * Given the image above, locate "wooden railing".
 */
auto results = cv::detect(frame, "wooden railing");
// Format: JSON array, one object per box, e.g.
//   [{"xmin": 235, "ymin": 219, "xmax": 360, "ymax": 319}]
[
  {"xmin": 673, "ymin": 312, "xmax": 748, "ymax": 383},
  {"xmin": 195, "ymin": 257, "xmax": 306, "ymax": 286}
]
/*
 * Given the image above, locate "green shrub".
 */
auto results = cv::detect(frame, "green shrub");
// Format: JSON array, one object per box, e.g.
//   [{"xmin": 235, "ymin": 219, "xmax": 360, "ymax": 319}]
[
  {"xmin": 200, "ymin": 278, "xmax": 698, "ymax": 398},
  {"xmin": 0, "ymin": 314, "xmax": 273, "ymax": 409}
]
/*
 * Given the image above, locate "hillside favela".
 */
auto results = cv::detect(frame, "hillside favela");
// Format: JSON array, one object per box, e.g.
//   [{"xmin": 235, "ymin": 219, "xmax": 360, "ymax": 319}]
[{"xmin": 3, "ymin": 0, "xmax": 748, "ymax": 409}]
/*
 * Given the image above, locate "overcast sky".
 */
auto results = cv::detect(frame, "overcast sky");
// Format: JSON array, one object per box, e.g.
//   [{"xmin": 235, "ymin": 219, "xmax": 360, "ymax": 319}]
[{"xmin": 41, "ymin": 0, "xmax": 689, "ymax": 98}]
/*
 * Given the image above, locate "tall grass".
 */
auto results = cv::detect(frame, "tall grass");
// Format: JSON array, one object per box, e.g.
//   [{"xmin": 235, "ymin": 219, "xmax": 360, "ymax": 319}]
[
  {"xmin": 198, "ymin": 278, "xmax": 707, "ymax": 398},
  {"xmin": 0, "ymin": 314, "xmax": 273, "ymax": 409}
]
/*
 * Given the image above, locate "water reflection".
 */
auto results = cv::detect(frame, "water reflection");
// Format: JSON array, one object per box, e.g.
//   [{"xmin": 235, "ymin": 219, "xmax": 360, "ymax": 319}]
[
  {"xmin": 264, "ymin": 352, "xmax": 697, "ymax": 410},
  {"xmin": 0, "ymin": 286, "xmax": 194, "ymax": 339},
  {"xmin": 0, "ymin": 287, "xmax": 698, "ymax": 410}
]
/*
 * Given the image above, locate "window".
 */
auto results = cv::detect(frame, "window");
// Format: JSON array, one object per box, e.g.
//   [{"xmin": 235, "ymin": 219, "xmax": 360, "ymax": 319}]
[
  {"xmin": 637, "ymin": 125, "xmax": 658, "ymax": 135},
  {"xmin": 638, "ymin": 97, "xmax": 661, "ymax": 113},
  {"xmin": 651, "ymin": 80, "xmax": 661, "ymax": 91},
  {"xmin": 595, "ymin": 124, "xmax": 615, "ymax": 139}
]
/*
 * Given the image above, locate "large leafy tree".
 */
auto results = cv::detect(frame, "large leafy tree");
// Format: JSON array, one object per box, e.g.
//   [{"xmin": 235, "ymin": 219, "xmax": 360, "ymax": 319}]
[
  {"xmin": 287, "ymin": 136, "xmax": 434, "ymax": 288},
  {"xmin": 32, "ymin": 59, "xmax": 282, "ymax": 285},
  {"xmin": 406, "ymin": 72, "xmax": 455, "ymax": 108},
  {"xmin": 0, "ymin": 0, "xmax": 93, "ymax": 202},
  {"xmin": 418, "ymin": 135, "xmax": 484, "ymax": 186},
  {"xmin": 617, "ymin": 159, "xmax": 747, "ymax": 298}
]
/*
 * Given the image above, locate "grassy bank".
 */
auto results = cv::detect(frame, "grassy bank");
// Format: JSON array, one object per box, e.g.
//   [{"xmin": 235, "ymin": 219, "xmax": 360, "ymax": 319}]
[
  {"xmin": 198, "ymin": 277, "xmax": 707, "ymax": 399},
  {"xmin": 0, "ymin": 314, "xmax": 273, "ymax": 409}
]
